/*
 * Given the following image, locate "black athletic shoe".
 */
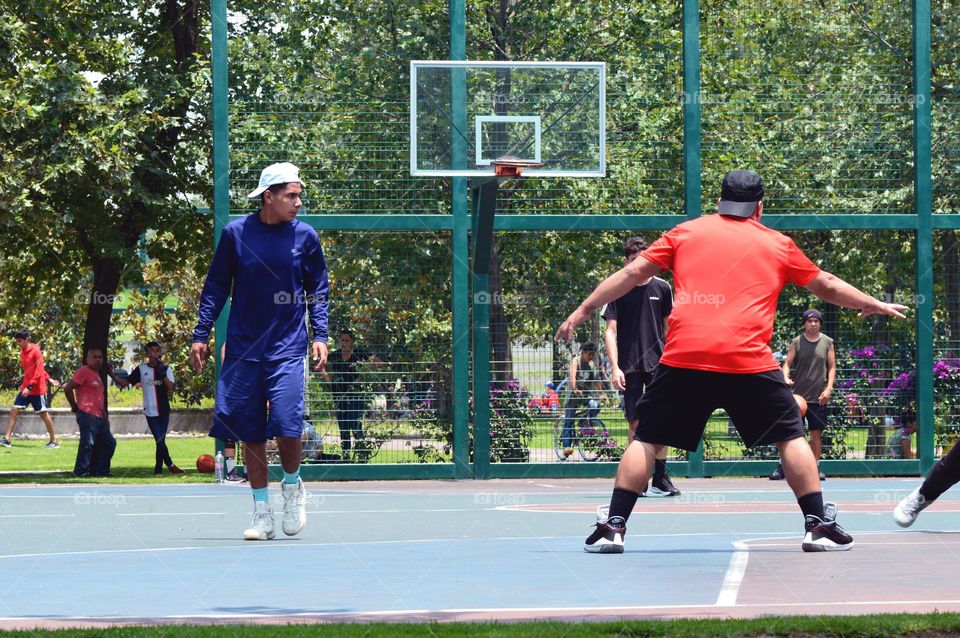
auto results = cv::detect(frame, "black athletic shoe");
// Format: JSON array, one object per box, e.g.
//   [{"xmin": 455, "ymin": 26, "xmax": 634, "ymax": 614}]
[
  {"xmin": 768, "ymin": 463, "xmax": 785, "ymax": 480},
  {"xmin": 584, "ymin": 514, "xmax": 626, "ymax": 554},
  {"xmin": 224, "ymin": 468, "xmax": 248, "ymax": 484},
  {"xmin": 801, "ymin": 503, "xmax": 853, "ymax": 552},
  {"xmin": 648, "ymin": 474, "xmax": 681, "ymax": 497}
]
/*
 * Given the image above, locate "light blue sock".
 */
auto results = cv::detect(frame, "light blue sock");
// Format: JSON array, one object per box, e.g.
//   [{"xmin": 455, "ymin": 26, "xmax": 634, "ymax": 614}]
[
  {"xmin": 252, "ymin": 487, "xmax": 269, "ymax": 503},
  {"xmin": 282, "ymin": 469, "xmax": 300, "ymax": 485}
]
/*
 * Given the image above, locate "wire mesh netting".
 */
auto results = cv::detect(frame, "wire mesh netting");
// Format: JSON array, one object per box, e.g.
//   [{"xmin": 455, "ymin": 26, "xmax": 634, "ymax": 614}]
[
  {"xmin": 229, "ymin": 99, "xmax": 450, "ymax": 216},
  {"xmin": 933, "ymin": 230, "xmax": 960, "ymax": 457},
  {"xmin": 701, "ymin": 1, "xmax": 915, "ymax": 215},
  {"xmin": 488, "ymin": 231, "xmax": 917, "ymax": 465},
  {"xmin": 227, "ymin": 231, "xmax": 453, "ymax": 467},
  {"xmin": 932, "ymin": 5, "xmax": 960, "ymax": 214}
]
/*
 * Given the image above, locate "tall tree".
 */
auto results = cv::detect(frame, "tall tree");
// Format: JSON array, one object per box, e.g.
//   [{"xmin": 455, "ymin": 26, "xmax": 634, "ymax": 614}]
[{"xmin": 0, "ymin": 1, "xmax": 210, "ymax": 362}]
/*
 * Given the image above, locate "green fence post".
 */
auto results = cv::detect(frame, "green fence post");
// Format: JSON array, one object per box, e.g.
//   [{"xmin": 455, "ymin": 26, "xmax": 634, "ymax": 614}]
[
  {"xmin": 683, "ymin": 0, "xmax": 705, "ymax": 479},
  {"xmin": 471, "ymin": 180, "xmax": 498, "ymax": 479},
  {"xmin": 449, "ymin": 0, "xmax": 471, "ymax": 478},
  {"xmin": 211, "ymin": 0, "xmax": 230, "ymax": 454},
  {"xmin": 913, "ymin": 0, "xmax": 934, "ymax": 475}
]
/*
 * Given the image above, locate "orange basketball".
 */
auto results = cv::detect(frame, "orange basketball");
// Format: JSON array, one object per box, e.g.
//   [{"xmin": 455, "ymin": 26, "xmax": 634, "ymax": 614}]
[
  {"xmin": 793, "ymin": 394, "xmax": 808, "ymax": 418},
  {"xmin": 196, "ymin": 454, "xmax": 216, "ymax": 473}
]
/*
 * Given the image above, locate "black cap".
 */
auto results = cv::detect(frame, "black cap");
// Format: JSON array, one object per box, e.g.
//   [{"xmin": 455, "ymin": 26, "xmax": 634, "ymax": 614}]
[
  {"xmin": 802, "ymin": 309, "xmax": 822, "ymax": 323},
  {"xmin": 718, "ymin": 170, "xmax": 764, "ymax": 217},
  {"xmin": 580, "ymin": 341, "xmax": 597, "ymax": 353}
]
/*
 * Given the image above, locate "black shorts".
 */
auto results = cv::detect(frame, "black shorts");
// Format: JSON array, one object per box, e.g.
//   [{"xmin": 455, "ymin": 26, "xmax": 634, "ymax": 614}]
[
  {"xmin": 634, "ymin": 365, "xmax": 806, "ymax": 452},
  {"xmin": 805, "ymin": 403, "xmax": 828, "ymax": 431},
  {"xmin": 622, "ymin": 371, "xmax": 654, "ymax": 423}
]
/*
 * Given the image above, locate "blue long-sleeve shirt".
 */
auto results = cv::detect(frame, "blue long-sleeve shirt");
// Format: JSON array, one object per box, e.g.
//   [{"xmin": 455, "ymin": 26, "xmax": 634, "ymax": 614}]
[{"xmin": 192, "ymin": 213, "xmax": 329, "ymax": 361}]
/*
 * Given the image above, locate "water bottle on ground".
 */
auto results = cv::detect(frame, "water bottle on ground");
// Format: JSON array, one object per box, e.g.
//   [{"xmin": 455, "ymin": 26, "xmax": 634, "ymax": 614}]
[{"xmin": 214, "ymin": 450, "xmax": 224, "ymax": 484}]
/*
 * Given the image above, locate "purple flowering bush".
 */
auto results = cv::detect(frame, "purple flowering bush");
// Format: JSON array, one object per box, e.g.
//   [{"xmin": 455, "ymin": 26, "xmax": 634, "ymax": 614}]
[
  {"xmin": 882, "ymin": 355, "xmax": 960, "ymax": 451},
  {"xmin": 577, "ymin": 423, "xmax": 625, "ymax": 461}
]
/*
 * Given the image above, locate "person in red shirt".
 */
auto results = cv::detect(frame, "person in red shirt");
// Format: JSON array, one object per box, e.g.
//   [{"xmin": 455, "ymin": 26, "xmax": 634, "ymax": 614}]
[
  {"xmin": 1, "ymin": 330, "xmax": 58, "ymax": 448},
  {"xmin": 557, "ymin": 170, "xmax": 907, "ymax": 554},
  {"xmin": 62, "ymin": 348, "xmax": 116, "ymax": 477}
]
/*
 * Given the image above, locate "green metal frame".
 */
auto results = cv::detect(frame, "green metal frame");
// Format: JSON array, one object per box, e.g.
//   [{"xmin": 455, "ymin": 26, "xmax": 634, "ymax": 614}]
[{"xmin": 212, "ymin": 0, "xmax": 942, "ymax": 480}]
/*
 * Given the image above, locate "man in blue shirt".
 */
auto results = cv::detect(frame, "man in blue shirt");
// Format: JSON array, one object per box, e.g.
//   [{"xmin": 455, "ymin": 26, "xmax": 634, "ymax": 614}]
[{"xmin": 190, "ymin": 162, "xmax": 329, "ymax": 541}]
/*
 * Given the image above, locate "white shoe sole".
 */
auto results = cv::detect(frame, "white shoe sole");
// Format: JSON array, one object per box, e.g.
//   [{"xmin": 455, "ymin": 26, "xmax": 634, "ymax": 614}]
[
  {"xmin": 801, "ymin": 538, "xmax": 853, "ymax": 552},
  {"xmin": 893, "ymin": 511, "xmax": 918, "ymax": 527},
  {"xmin": 584, "ymin": 542, "xmax": 624, "ymax": 554},
  {"xmin": 243, "ymin": 528, "xmax": 275, "ymax": 541},
  {"xmin": 647, "ymin": 486, "xmax": 680, "ymax": 497}
]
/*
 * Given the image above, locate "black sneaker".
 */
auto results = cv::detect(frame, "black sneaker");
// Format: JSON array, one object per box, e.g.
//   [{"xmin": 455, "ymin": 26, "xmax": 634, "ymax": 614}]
[
  {"xmin": 768, "ymin": 463, "xmax": 785, "ymax": 480},
  {"xmin": 584, "ymin": 514, "xmax": 626, "ymax": 554},
  {"xmin": 801, "ymin": 503, "xmax": 853, "ymax": 552},
  {"xmin": 648, "ymin": 474, "xmax": 681, "ymax": 497},
  {"xmin": 224, "ymin": 468, "xmax": 248, "ymax": 484}
]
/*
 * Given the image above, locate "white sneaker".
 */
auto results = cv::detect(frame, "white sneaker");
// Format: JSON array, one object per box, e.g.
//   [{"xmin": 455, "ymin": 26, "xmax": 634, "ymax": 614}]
[
  {"xmin": 243, "ymin": 501, "xmax": 275, "ymax": 540},
  {"xmin": 894, "ymin": 487, "xmax": 930, "ymax": 528},
  {"xmin": 280, "ymin": 478, "xmax": 307, "ymax": 536}
]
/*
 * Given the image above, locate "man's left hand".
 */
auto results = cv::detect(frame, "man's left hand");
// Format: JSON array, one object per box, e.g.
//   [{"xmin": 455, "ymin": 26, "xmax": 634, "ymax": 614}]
[
  {"xmin": 312, "ymin": 341, "xmax": 329, "ymax": 370},
  {"xmin": 818, "ymin": 390, "xmax": 831, "ymax": 406}
]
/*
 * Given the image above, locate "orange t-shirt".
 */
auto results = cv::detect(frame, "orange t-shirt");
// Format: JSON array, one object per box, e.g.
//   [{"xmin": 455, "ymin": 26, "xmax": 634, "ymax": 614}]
[
  {"xmin": 642, "ymin": 214, "xmax": 820, "ymax": 373},
  {"xmin": 71, "ymin": 366, "xmax": 106, "ymax": 418}
]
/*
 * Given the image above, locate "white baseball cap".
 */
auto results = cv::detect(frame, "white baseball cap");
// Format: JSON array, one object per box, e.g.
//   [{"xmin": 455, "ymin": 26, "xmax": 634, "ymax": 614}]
[{"xmin": 246, "ymin": 162, "xmax": 304, "ymax": 199}]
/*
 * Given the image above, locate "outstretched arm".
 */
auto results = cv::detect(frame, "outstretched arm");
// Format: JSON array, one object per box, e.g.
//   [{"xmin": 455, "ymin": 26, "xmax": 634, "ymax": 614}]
[
  {"xmin": 556, "ymin": 257, "xmax": 662, "ymax": 341},
  {"xmin": 803, "ymin": 271, "xmax": 907, "ymax": 318}
]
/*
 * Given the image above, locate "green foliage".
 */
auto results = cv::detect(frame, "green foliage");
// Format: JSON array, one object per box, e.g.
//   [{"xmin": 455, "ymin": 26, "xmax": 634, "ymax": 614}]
[
  {"xmin": 118, "ymin": 261, "xmax": 214, "ymax": 407},
  {"xmin": 488, "ymin": 380, "xmax": 533, "ymax": 462}
]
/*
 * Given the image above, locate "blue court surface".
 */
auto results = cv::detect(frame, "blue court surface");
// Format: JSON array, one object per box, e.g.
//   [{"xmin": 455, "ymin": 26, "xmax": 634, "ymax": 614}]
[{"xmin": 2, "ymin": 477, "xmax": 960, "ymax": 627}]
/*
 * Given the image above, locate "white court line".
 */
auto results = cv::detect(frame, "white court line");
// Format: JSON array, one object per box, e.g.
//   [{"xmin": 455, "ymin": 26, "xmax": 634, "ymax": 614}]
[
  {"xmin": 716, "ymin": 541, "xmax": 749, "ymax": 606},
  {"xmin": 117, "ymin": 512, "xmax": 228, "ymax": 517},
  {"xmin": 0, "ymin": 514, "xmax": 74, "ymax": 519}
]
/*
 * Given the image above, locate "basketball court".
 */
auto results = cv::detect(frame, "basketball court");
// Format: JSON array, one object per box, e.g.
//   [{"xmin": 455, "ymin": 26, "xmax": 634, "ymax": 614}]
[{"xmin": 2, "ymin": 477, "xmax": 959, "ymax": 629}]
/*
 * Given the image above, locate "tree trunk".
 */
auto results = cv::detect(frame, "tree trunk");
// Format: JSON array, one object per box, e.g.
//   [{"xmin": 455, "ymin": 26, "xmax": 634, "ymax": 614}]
[
  {"xmin": 82, "ymin": 257, "xmax": 123, "ymax": 411},
  {"xmin": 82, "ymin": 258, "xmax": 123, "ymax": 356}
]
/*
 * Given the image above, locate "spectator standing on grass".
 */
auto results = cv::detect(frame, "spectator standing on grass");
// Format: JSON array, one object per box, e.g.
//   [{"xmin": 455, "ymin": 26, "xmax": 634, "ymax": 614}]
[
  {"xmin": 63, "ymin": 348, "xmax": 116, "ymax": 477},
  {"xmin": 111, "ymin": 341, "xmax": 184, "ymax": 476}
]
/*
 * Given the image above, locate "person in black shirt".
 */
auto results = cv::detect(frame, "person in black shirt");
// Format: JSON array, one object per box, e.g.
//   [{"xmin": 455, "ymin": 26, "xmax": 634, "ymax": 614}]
[
  {"xmin": 602, "ymin": 237, "xmax": 679, "ymax": 496},
  {"xmin": 112, "ymin": 341, "xmax": 184, "ymax": 475},
  {"xmin": 321, "ymin": 329, "xmax": 375, "ymax": 460}
]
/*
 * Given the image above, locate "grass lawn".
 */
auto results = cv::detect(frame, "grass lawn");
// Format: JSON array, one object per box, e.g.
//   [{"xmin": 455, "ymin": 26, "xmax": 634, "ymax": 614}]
[
  {"xmin": 0, "ymin": 436, "xmax": 217, "ymax": 484},
  {"xmin": 0, "ymin": 387, "xmax": 214, "ymax": 410},
  {"xmin": 3, "ymin": 614, "xmax": 960, "ymax": 636}
]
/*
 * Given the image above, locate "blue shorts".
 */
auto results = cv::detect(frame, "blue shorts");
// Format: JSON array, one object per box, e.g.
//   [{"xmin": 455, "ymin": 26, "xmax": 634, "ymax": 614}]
[
  {"xmin": 14, "ymin": 392, "xmax": 48, "ymax": 412},
  {"xmin": 210, "ymin": 357, "xmax": 305, "ymax": 444}
]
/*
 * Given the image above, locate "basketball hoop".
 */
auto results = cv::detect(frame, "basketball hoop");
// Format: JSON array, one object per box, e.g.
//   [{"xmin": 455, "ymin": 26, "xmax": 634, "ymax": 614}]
[{"xmin": 491, "ymin": 158, "xmax": 544, "ymax": 178}]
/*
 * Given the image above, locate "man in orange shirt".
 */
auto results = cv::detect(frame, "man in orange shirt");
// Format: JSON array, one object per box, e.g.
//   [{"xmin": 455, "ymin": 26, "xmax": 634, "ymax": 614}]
[
  {"xmin": 557, "ymin": 170, "xmax": 907, "ymax": 554},
  {"xmin": 63, "ymin": 348, "xmax": 117, "ymax": 477},
  {"xmin": 1, "ymin": 330, "xmax": 58, "ymax": 448}
]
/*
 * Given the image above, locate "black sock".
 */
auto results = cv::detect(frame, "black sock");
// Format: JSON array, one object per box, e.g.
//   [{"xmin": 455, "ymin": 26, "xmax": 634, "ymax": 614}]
[
  {"xmin": 653, "ymin": 459, "xmax": 666, "ymax": 481},
  {"xmin": 608, "ymin": 487, "xmax": 641, "ymax": 522},
  {"xmin": 797, "ymin": 492, "xmax": 825, "ymax": 519}
]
